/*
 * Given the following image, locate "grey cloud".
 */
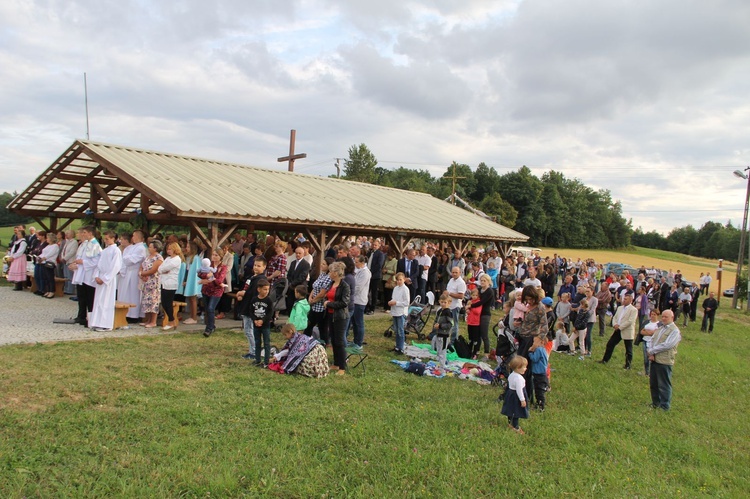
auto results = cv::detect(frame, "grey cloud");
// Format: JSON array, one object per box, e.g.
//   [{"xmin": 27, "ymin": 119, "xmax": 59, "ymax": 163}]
[{"xmin": 339, "ymin": 43, "xmax": 471, "ymax": 119}]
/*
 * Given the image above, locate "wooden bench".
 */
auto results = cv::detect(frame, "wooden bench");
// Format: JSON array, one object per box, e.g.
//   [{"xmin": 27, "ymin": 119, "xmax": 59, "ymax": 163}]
[
  {"xmin": 54, "ymin": 277, "xmax": 68, "ymax": 297},
  {"xmin": 162, "ymin": 301, "xmax": 187, "ymax": 327},
  {"xmin": 114, "ymin": 302, "xmax": 136, "ymax": 329},
  {"xmin": 26, "ymin": 273, "xmax": 68, "ymax": 297}
]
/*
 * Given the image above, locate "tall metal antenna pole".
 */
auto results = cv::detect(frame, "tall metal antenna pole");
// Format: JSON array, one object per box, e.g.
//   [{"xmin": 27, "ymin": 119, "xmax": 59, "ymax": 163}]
[{"xmin": 84, "ymin": 72, "xmax": 90, "ymax": 140}]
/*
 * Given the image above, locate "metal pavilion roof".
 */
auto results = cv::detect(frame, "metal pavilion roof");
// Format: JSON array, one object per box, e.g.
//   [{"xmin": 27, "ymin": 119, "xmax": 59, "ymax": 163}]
[{"xmin": 9, "ymin": 140, "xmax": 528, "ymax": 243}]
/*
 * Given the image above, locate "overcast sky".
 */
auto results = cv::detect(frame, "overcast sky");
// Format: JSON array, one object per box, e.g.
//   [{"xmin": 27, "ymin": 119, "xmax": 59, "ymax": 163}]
[{"xmin": 2, "ymin": 0, "xmax": 749, "ymax": 236}]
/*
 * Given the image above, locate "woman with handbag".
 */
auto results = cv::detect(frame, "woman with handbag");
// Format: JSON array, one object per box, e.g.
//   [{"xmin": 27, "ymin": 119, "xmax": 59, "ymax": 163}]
[
  {"xmin": 324, "ymin": 261, "xmax": 350, "ymax": 374},
  {"xmin": 381, "ymin": 248, "xmax": 397, "ymax": 312}
]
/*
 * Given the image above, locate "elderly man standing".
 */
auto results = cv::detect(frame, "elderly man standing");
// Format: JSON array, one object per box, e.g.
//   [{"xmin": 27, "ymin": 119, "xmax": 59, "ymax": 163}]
[
  {"xmin": 701, "ymin": 292, "xmax": 718, "ymax": 333},
  {"xmin": 598, "ymin": 293, "xmax": 638, "ymax": 369},
  {"xmin": 445, "ymin": 267, "xmax": 467, "ymax": 343},
  {"xmin": 643, "ymin": 310, "xmax": 682, "ymax": 410}
]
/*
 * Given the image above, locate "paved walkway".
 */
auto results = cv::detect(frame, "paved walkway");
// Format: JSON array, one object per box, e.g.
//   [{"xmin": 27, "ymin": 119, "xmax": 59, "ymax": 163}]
[{"xmin": 0, "ymin": 286, "xmax": 392, "ymax": 347}]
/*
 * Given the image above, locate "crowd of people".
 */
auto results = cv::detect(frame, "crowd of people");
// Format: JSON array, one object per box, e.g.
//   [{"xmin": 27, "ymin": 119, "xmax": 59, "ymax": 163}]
[{"xmin": 7, "ymin": 227, "xmax": 702, "ymax": 398}]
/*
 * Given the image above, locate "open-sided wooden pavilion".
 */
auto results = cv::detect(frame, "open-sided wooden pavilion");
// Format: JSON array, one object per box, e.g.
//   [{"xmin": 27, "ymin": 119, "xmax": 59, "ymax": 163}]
[{"xmin": 8, "ymin": 140, "xmax": 528, "ymax": 267}]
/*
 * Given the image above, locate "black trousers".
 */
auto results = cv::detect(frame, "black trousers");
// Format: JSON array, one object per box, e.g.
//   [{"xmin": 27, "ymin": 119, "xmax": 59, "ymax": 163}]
[
  {"xmin": 601, "ymin": 328, "xmax": 633, "ymax": 367},
  {"xmin": 327, "ymin": 313, "xmax": 347, "ymax": 369},
  {"xmin": 701, "ymin": 310, "xmax": 715, "ymax": 332},
  {"xmin": 305, "ymin": 309, "xmax": 328, "ymax": 340},
  {"xmin": 77, "ymin": 283, "xmax": 95, "ymax": 323},
  {"xmin": 532, "ymin": 373, "xmax": 548, "ymax": 409},
  {"xmin": 42, "ymin": 266, "xmax": 56, "ymax": 294},
  {"xmin": 161, "ymin": 288, "xmax": 176, "ymax": 321},
  {"xmin": 366, "ymin": 277, "xmax": 381, "ymax": 312}
]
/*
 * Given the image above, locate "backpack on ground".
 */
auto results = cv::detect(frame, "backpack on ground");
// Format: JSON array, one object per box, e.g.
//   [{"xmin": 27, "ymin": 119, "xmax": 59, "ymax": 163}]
[{"xmin": 450, "ymin": 335, "xmax": 472, "ymax": 359}]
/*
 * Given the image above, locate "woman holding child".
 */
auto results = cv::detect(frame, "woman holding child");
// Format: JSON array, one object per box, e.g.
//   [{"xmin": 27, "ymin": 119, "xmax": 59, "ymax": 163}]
[{"xmin": 199, "ymin": 248, "xmax": 228, "ymax": 337}]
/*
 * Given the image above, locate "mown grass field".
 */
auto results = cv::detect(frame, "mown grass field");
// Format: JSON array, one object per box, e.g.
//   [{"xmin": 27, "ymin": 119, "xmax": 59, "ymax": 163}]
[
  {"xmin": 1, "ymin": 301, "xmax": 749, "ymax": 496},
  {"xmin": 542, "ymin": 246, "xmax": 735, "ymax": 294},
  {"xmin": 1, "ymin": 238, "xmax": 748, "ymax": 496}
]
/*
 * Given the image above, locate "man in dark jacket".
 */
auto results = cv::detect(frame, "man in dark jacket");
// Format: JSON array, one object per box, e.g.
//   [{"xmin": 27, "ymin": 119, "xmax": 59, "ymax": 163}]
[
  {"xmin": 366, "ymin": 239, "xmax": 385, "ymax": 314},
  {"xmin": 397, "ymin": 248, "xmax": 419, "ymax": 302},
  {"xmin": 700, "ymin": 292, "xmax": 718, "ymax": 333},
  {"xmin": 285, "ymin": 246, "xmax": 310, "ymax": 313}
]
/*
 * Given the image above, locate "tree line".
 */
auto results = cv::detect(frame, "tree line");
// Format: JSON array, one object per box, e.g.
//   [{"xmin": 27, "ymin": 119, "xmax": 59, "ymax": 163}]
[
  {"xmin": 632, "ymin": 221, "xmax": 747, "ymax": 264},
  {"xmin": 343, "ymin": 144, "xmax": 632, "ymax": 248}
]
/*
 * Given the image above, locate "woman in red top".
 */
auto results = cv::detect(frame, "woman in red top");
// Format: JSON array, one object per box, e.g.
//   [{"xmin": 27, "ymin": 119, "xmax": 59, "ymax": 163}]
[{"xmin": 200, "ymin": 248, "xmax": 228, "ymax": 337}]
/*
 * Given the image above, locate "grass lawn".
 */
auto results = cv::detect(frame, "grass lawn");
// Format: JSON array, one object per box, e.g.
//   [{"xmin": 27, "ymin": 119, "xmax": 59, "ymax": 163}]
[{"xmin": 0, "ymin": 304, "xmax": 748, "ymax": 497}]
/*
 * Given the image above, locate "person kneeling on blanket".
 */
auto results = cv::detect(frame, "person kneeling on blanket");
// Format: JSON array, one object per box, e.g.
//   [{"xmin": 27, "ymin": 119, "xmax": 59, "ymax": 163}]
[{"xmin": 269, "ymin": 324, "xmax": 330, "ymax": 378}]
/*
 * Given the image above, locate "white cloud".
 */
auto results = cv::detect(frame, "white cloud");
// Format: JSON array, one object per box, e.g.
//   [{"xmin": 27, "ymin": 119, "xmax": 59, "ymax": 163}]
[{"xmin": 1, "ymin": 0, "xmax": 750, "ymax": 235}]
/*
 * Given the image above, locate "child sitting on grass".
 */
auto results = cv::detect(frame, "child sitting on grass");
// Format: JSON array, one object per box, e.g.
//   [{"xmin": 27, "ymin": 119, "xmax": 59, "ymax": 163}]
[
  {"xmin": 465, "ymin": 288, "xmax": 482, "ymax": 358},
  {"xmin": 552, "ymin": 318, "xmax": 570, "ymax": 352},
  {"xmin": 250, "ymin": 279, "xmax": 274, "ymax": 368},
  {"xmin": 288, "ymin": 284, "xmax": 311, "ymax": 333},
  {"xmin": 501, "ymin": 355, "xmax": 529, "ymax": 434},
  {"xmin": 431, "ymin": 292, "xmax": 454, "ymax": 368}
]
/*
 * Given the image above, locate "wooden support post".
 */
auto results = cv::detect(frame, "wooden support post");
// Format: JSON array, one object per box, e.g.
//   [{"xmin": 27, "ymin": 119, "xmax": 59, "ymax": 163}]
[
  {"xmin": 189, "ymin": 221, "xmax": 211, "ymax": 250},
  {"xmin": 89, "ymin": 183, "xmax": 98, "ymax": 213},
  {"xmin": 217, "ymin": 224, "xmax": 239, "ymax": 249},
  {"xmin": 31, "ymin": 217, "xmax": 50, "ymax": 232},
  {"xmin": 210, "ymin": 222, "xmax": 219, "ymax": 250},
  {"xmin": 58, "ymin": 219, "xmax": 75, "ymax": 232}
]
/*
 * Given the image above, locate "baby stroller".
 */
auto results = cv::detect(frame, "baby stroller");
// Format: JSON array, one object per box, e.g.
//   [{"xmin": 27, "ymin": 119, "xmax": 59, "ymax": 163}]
[
  {"xmin": 383, "ymin": 291, "xmax": 435, "ymax": 340},
  {"xmin": 270, "ymin": 277, "xmax": 288, "ymax": 331}
]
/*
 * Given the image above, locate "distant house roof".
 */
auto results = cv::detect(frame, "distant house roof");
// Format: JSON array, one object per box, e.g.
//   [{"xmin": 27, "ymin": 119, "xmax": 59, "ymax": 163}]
[{"xmin": 9, "ymin": 140, "xmax": 528, "ymax": 244}]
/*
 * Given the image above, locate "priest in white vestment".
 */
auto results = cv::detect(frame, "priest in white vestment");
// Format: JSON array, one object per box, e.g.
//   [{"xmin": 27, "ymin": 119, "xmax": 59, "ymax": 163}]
[
  {"xmin": 90, "ymin": 231, "xmax": 123, "ymax": 331},
  {"xmin": 118, "ymin": 230, "xmax": 148, "ymax": 319}
]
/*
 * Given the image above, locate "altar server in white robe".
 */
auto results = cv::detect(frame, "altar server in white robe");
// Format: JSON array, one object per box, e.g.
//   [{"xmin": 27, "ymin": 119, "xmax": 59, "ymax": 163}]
[
  {"xmin": 90, "ymin": 230, "xmax": 123, "ymax": 331},
  {"xmin": 118, "ymin": 229, "xmax": 148, "ymax": 320}
]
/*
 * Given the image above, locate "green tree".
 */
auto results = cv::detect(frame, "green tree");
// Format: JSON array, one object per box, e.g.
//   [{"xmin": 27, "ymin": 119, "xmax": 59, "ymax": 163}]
[
  {"xmin": 343, "ymin": 144, "xmax": 377, "ymax": 183},
  {"xmin": 665, "ymin": 225, "xmax": 697, "ymax": 254},
  {"xmin": 0, "ymin": 192, "xmax": 31, "ymax": 226},
  {"xmin": 439, "ymin": 162, "xmax": 476, "ymax": 201},
  {"xmin": 478, "ymin": 192, "xmax": 518, "ymax": 228},
  {"xmin": 496, "ymin": 166, "xmax": 547, "ymax": 245},
  {"xmin": 472, "ymin": 162, "xmax": 501, "ymax": 204}
]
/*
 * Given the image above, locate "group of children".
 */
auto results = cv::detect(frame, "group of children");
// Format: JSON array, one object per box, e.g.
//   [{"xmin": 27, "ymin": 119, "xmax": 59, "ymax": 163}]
[{"xmin": 234, "ymin": 255, "xmax": 311, "ymax": 367}]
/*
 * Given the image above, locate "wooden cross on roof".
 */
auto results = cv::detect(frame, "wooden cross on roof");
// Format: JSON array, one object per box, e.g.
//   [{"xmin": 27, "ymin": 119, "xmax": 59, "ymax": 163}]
[
  {"xmin": 277, "ymin": 129, "xmax": 307, "ymax": 172},
  {"xmin": 448, "ymin": 162, "xmax": 466, "ymax": 205}
]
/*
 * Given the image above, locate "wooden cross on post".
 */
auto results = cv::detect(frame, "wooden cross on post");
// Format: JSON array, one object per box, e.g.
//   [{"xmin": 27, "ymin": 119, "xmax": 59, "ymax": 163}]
[
  {"xmin": 277, "ymin": 129, "xmax": 307, "ymax": 172},
  {"xmin": 448, "ymin": 162, "xmax": 466, "ymax": 205}
]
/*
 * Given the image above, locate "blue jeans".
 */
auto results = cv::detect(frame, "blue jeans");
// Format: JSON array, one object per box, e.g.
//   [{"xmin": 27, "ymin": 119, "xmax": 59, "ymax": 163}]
[
  {"xmin": 392, "ymin": 315, "xmax": 406, "ymax": 351},
  {"xmin": 242, "ymin": 315, "xmax": 255, "ymax": 356},
  {"xmin": 649, "ymin": 362, "xmax": 673, "ymax": 410},
  {"xmin": 585, "ymin": 323, "xmax": 594, "ymax": 353},
  {"xmin": 254, "ymin": 325, "xmax": 271, "ymax": 365},
  {"xmin": 351, "ymin": 304, "xmax": 366, "ymax": 347},
  {"xmin": 642, "ymin": 341, "xmax": 651, "ymax": 375},
  {"xmin": 203, "ymin": 295, "xmax": 221, "ymax": 333},
  {"xmin": 450, "ymin": 307, "xmax": 460, "ymax": 343},
  {"xmin": 63, "ymin": 264, "xmax": 75, "ymax": 294}
]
